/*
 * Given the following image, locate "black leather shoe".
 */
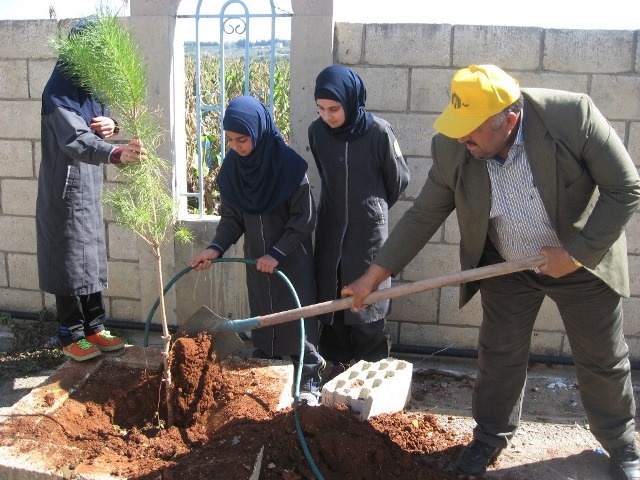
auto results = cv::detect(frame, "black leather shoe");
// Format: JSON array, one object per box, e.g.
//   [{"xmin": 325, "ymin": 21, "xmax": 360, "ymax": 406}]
[
  {"xmin": 453, "ymin": 439, "xmax": 502, "ymax": 476},
  {"xmin": 609, "ymin": 443, "xmax": 640, "ymax": 480}
]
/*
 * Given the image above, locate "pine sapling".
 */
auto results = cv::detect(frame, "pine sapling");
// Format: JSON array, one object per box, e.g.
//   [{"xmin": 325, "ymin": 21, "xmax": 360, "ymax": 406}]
[{"xmin": 51, "ymin": 4, "xmax": 192, "ymax": 428}]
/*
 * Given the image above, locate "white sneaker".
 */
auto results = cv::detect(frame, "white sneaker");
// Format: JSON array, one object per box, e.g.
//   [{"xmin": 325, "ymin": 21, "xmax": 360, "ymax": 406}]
[{"xmin": 298, "ymin": 391, "xmax": 321, "ymax": 406}]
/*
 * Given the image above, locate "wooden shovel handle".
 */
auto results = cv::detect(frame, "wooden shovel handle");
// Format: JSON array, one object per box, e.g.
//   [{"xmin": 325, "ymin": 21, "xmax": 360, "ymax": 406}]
[{"xmin": 257, "ymin": 254, "xmax": 546, "ymax": 328}]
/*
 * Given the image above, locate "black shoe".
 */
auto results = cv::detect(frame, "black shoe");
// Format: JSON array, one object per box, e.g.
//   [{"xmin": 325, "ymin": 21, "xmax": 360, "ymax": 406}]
[
  {"xmin": 608, "ymin": 443, "xmax": 640, "ymax": 480},
  {"xmin": 453, "ymin": 439, "xmax": 502, "ymax": 476},
  {"xmin": 325, "ymin": 361, "xmax": 350, "ymax": 382}
]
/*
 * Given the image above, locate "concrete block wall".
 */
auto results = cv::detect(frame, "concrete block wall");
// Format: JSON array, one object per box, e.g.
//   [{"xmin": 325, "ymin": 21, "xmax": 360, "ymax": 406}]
[
  {"xmin": 0, "ymin": 0, "xmax": 639, "ymax": 361},
  {"xmin": 332, "ymin": 22, "xmax": 640, "ymax": 360},
  {"xmin": 0, "ymin": 11, "xmax": 182, "ymax": 326},
  {"xmin": 0, "ymin": 19, "xmax": 65, "ymax": 315}
]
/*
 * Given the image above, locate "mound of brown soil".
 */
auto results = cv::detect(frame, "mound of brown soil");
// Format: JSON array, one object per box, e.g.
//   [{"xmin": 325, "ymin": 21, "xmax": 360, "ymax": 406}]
[{"xmin": 0, "ymin": 333, "xmax": 468, "ymax": 479}]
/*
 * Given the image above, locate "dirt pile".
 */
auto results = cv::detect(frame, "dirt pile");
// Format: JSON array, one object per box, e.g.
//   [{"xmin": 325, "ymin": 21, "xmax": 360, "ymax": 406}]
[{"xmin": 0, "ymin": 333, "xmax": 468, "ymax": 479}]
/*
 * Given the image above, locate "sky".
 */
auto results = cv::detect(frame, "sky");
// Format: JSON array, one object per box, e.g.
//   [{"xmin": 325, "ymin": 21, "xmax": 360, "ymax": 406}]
[
  {"xmin": 0, "ymin": 0, "xmax": 638, "ymax": 30},
  {"xmin": 0, "ymin": 0, "xmax": 128, "ymax": 19}
]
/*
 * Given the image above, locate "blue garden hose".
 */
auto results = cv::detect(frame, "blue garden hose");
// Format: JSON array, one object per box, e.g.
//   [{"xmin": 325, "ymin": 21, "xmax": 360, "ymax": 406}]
[{"xmin": 143, "ymin": 257, "xmax": 325, "ymax": 480}]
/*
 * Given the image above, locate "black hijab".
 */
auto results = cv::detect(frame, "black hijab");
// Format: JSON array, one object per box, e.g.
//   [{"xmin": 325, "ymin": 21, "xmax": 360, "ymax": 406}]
[
  {"xmin": 216, "ymin": 96, "xmax": 308, "ymax": 214},
  {"xmin": 41, "ymin": 17, "xmax": 107, "ymax": 123},
  {"xmin": 41, "ymin": 61, "xmax": 108, "ymax": 123},
  {"xmin": 314, "ymin": 65, "xmax": 374, "ymax": 142}
]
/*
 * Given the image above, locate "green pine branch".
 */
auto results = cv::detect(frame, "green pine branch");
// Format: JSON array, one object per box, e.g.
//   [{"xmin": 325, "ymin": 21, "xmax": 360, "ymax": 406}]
[
  {"xmin": 50, "ymin": 3, "xmax": 192, "ymax": 427},
  {"xmin": 50, "ymin": 4, "xmax": 192, "ymax": 250}
]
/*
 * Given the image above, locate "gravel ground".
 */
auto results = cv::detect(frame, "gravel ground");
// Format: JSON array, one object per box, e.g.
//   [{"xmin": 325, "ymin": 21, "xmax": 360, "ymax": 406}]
[{"xmin": 403, "ymin": 353, "xmax": 640, "ymax": 480}]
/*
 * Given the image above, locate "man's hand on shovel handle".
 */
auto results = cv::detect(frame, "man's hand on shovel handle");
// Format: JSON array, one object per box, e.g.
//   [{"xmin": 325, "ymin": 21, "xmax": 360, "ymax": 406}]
[
  {"xmin": 341, "ymin": 264, "xmax": 393, "ymax": 312},
  {"xmin": 538, "ymin": 246, "xmax": 582, "ymax": 278}
]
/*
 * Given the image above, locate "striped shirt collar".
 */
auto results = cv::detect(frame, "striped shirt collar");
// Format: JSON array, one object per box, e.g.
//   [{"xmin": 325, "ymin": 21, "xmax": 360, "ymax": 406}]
[{"xmin": 486, "ymin": 111, "xmax": 524, "ymax": 166}]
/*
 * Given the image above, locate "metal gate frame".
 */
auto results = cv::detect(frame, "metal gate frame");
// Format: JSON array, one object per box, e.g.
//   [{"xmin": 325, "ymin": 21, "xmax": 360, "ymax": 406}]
[{"xmin": 179, "ymin": 0, "xmax": 292, "ymax": 218}]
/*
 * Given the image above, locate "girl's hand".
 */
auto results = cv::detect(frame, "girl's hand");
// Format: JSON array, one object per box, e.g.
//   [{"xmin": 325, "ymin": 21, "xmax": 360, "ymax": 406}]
[
  {"xmin": 256, "ymin": 254, "xmax": 278, "ymax": 273},
  {"xmin": 90, "ymin": 116, "xmax": 118, "ymax": 138},
  {"xmin": 190, "ymin": 248, "xmax": 220, "ymax": 271},
  {"xmin": 120, "ymin": 139, "xmax": 147, "ymax": 164}
]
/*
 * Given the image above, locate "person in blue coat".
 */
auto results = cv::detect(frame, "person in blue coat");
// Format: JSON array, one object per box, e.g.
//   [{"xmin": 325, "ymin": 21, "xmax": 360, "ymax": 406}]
[
  {"xmin": 37, "ymin": 18, "xmax": 146, "ymax": 361},
  {"xmin": 308, "ymin": 65, "xmax": 410, "ymax": 376},
  {"xmin": 190, "ymin": 96, "xmax": 325, "ymax": 404}
]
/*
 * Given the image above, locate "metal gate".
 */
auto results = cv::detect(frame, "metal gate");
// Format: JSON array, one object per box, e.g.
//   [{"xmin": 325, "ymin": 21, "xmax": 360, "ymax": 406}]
[{"xmin": 178, "ymin": 0, "xmax": 292, "ymax": 218}]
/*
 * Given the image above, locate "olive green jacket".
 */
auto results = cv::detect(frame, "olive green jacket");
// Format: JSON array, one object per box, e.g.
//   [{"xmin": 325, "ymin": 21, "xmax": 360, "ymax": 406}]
[{"xmin": 375, "ymin": 88, "xmax": 640, "ymax": 306}]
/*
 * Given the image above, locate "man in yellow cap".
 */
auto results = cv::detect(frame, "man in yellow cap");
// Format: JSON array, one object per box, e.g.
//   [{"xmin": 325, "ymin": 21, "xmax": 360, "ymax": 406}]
[{"xmin": 343, "ymin": 64, "xmax": 640, "ymax": 479}]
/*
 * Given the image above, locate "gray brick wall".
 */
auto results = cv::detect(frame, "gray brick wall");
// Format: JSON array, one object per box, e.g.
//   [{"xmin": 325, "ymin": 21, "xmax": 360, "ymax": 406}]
[{"xmin": 0, "ymin": 1, "xmax": 638, "ymax": 361}]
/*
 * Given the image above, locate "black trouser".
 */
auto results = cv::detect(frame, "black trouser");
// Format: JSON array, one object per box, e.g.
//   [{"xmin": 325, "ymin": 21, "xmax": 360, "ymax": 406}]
[
  {"xmin": 319, "ymin": 310, "xmax": 390, "ymax": 363},
  {"xmin": 291, "ymin": 340, "xmax": 325, "ymax": 393},
  {"xmin": 55, "ymin": 292, "xmax": 106, "ymax": 346},
  {"xmin": 473, "ymin": 242, "xmax": 635, "ymax": 450}
]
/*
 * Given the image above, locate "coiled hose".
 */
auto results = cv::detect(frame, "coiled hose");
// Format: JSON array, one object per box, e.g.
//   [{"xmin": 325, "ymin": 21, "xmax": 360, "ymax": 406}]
[{"xmin": 143, "ymin": 257, "xmax": 325, "ymax": 480}]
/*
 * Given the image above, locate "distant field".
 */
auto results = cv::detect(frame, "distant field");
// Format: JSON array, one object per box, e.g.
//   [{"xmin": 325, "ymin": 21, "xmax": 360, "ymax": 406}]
[{"xmin": 184, "ymin": 41, "xmax": 290, "ymax": 59}]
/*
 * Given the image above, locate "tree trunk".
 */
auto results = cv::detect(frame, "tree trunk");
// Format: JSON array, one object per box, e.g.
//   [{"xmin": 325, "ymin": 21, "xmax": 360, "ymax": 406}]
[{"xmin": 153, "ymin": 245, "xmax": 174, "ymax": 428}]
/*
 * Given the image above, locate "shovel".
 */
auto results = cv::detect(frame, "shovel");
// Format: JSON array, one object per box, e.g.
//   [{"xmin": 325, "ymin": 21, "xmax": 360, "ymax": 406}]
[{"xmin": 178, "ymin": 254, "xmax": 546, "ymax": 358}]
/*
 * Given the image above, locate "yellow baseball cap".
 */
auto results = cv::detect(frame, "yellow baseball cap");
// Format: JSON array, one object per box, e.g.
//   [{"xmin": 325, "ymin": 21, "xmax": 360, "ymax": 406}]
[{"xmin": 433, "ymin": 65, "xmax": 520, "ymax": 138}]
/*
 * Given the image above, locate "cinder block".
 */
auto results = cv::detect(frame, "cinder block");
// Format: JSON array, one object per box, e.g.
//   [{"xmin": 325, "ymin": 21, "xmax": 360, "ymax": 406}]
[
  {"xmin": 357, "ymin": 66, "xmax": 408, "ymax": 112},
  {"xmin": 403, "ymin": 157, "xmax": 431, "ymax": 201},
  {"xmin": 7, "ymin": 253, "xmax": 39, "ymax": 290},
  {"xmin": 0, "ymin": 20, "xmax": 58, "ymax": 59},
  {"xmin": 622, "ymin": 297, "xmax": 640, "ymax": 337},
  {"xmin": 399, "ymin": 323, "xmax": 480, "ymax": 351},
  {"xmin": 515, "ymin": 71, "xmax": 589, "ymax": 94},
  {"xmin": 453, "ymin": 25, "xmax": 541, "ymax": 70},
  {"xmin": 0, "ymin": 288, "xmax": 42, "ymax": 312},
  {"xmin": 364, "ymin": 23, "xmax": 450, "ymax": 67},
  {"xmin": 335, "ymin": 22, "xmax": 363, "ymax": 65},
  {"xmin": 0, "ymin": 100, "xmax": 40, "ymax": 139},
  {"xmin": 0, "ymin": 140, "xmax": 33, "ymax": 178},
  {"xmin": 626, "ymin": 123, "xmax": 640, "ymax": 166},
  {"xmin": 388, "ymin": 287, "xmax": 438, "ymax": 323},
  {"xmin": 321, "ymin": 358, "xmax": 412, "ymax": 420},
  {"xmin": 0, "ymin": 255, "xmax": 6, "ymax": 288},
  {"xmin": 544, "ymin": 29, "xmax": 633, "ymax": 74},
  {"xmin": 105, "ymin": 261, "xmax": 141, "ymax": 300},
  {"xmin": 107, "ymin": 222, "xmax": 140, "ymax": 261},
  {"xmin": 630, "ymin": 254, "xmax": 640, "ymax": 297},
  {"xmin": 382, "ymin": 111, "xmax": 436, "ymax": 158},
  {"xmin": 592, "ymin": 74, "xmax": 640, "ymax": 120},
  {"xmin": 0, "ymin": 59, "xmax": 28, "ymax": 98},
  {"xmin": 28, "ymin": 59, "xmax": 57, "ymax": 100},
  {"xmin": 402, "ymin": 242, "xmax": 459, "ymax": 282}
]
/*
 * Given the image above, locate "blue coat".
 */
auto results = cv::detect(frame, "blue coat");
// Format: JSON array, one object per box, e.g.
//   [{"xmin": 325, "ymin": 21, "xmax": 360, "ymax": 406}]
[
  {"xmin": 309, "ymin": 115, "xmax": 410, "ymax": 324},
  {"xmin": 210, "ymin": 182, "xmax": 318, "ymax": 357},
  {"xmin": 37, "ymin": 73, "xmax": 115, "ymax": 296}
]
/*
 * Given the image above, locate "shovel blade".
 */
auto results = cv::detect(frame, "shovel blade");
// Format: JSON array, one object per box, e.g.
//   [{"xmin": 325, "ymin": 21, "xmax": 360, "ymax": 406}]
[{"xmin": 177, "ymin": 305, "xmax": 245, "ymax": 360}]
